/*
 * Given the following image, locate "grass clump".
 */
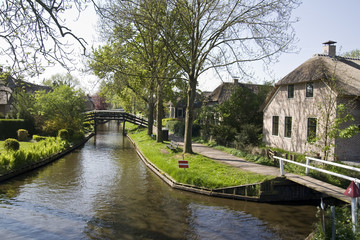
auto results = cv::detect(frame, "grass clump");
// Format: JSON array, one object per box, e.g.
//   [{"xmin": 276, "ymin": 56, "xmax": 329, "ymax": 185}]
[
  {"xmin": 126, "ymin": 124, "xmax": 273, "ymax": 189},
  {"xmin": 0, "ymin": 137, "xmax": 69, "ymax": 174}
]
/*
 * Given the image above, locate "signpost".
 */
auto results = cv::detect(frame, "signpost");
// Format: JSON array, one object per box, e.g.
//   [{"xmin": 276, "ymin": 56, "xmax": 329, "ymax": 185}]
[
  {"xmin": 344, "ymin": 181, "xmax": 360, "ymax": 233},
  {"xmin": 178, "ymin": 155, "xmax": 189, "ymax": 168}
]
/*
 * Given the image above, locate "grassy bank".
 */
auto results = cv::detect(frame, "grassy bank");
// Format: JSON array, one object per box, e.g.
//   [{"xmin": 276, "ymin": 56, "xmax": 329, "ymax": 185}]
[
  {"xmin": 0, "ymin": 137, "xmax": 70, "ymax": 175},
  {"xmin": 126, "ymin": 124, "xmax": 274, "ymax": 189}
]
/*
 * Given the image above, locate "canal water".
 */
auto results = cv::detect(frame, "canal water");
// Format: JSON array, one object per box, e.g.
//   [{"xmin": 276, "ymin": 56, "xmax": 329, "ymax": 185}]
[{"xmin": 0, "ymin": 123, "xmax": 317, "ymax": 240}]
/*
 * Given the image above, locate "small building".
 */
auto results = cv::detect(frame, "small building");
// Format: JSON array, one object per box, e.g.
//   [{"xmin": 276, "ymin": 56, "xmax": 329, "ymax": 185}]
[
  {"xmin": 204, "ymin": 78, "xmax": 267, "ymax": 107},
  {"xmin": 261, "ymin": 41, "xmax": 360, "ymax": 161},
  {"xmin": 0, "ymin": 75, "xmax": 52, "ymax": 116}
]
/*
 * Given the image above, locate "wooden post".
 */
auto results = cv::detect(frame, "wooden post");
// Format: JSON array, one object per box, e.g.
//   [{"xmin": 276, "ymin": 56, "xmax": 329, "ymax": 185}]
[
  {"xmin": 331, "ymin": 206, "xmax": 335, "ymax": 240},
  {"xmin": 122, "ymin": 121, "xmax": 126, "ymax": 134},
  {"xmin": 279, "ymin": 159, "xmax": 284, "ymax": 176}
]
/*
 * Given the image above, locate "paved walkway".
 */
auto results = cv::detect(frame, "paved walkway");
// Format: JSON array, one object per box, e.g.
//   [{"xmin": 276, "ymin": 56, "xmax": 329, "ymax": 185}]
[{"xmin": 169, "ymin": 134, "xmax": 351, "ymax": 203}]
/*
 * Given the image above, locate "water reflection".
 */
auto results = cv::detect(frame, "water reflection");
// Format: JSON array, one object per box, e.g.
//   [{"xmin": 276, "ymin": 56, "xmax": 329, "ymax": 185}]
[{"xmin": 0, "ymin": 123, "xmax": 317, "ymax": 239}]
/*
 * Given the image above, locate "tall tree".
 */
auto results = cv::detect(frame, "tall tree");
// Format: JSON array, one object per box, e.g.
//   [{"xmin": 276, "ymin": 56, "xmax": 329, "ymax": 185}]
[
  {"xmin": 0, "ymin": 0, "xmax": 92, "ymax": 76},
  {"xmin": 91, "ymin": 0, "xmax": 182, "ymax": 139},
  {"xmin": 134, "ymin": 0, "xmax": 300, "ymax": 153}
]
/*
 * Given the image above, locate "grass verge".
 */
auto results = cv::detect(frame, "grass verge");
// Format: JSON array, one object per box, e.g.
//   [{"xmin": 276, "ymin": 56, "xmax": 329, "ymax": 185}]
[
  {"xmin": 208, "ymin": 144, "xmax": 359, "ymax": 189},
  {"xmin": 126, "ymin": 124, "xmax": 274, "ymax": 189}
]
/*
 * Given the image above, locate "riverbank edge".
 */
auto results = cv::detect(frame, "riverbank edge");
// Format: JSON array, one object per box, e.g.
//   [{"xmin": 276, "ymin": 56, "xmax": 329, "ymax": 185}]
[
  {"xmin": 127, "ymin": 134, "xmax": 265, "ymax": 202},
  {"xmin": 0, "ymin": 132, "xmax": 95, "ymax": 183}
]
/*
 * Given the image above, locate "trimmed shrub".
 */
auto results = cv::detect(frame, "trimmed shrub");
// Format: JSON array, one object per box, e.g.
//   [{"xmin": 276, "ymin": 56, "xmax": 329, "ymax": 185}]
[
  {"xmin": 58, "ymin": 129, "xmax": 69, "ymax": 141},
  {"xmin": 4, "ymin": 138, "xmax": 20, "ymax": 151},
  {"xmin": 32, "ymin": 135, "xmax": 46, "ymax": 142},
  {"xmin": 17, "ymin": 129, "xmax": 29, "ymax": 141},
  {"xmin": 0, "ymin": 119, "xmax": 35, "ymax": 140},
  {"xmin": 71, "ymin": 131, "xmax": 85, "ymax": 142},
  {"xmin": 166, "ymin": 120, "xmax": 179, "ymax": 132}
]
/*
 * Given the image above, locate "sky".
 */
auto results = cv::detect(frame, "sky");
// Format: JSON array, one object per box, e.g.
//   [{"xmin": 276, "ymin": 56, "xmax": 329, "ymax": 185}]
[{"xmin": 29, "ymin": 0, "xmax": 360, "ymax": 93}]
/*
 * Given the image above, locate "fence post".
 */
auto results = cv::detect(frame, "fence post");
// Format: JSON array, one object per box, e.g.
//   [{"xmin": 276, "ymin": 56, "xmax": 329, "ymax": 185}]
[
  {"xmin": 331, "ymin": 206, "xmax": 335, "ymax": 240},
  {"xmin": 305, "ymin": 157, "xmax": 310, "ymax": 175},
  {"xmin": 351, "ymin": 197, "xmax": 357, "ymax": 234},
  {"xmin": 279, "ymin": 159, "xmax": 284, "ymax": 176}
]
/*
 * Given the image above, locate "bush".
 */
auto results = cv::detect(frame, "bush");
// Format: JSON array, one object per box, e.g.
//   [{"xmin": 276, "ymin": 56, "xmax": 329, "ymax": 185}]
[
  {"xmin": 162, "ymin": 118, "xmax": 176, "ymax": 127},
  {"xmin": 4, "ymin": 138, "xmax": 20, "ymax": 151},
  {"xmin": 17, "ymin": 129, "xmax": 29, "ymax": 141},
  {"xmin": 210, "ymin": 125, "xmax": 237, "ymax": 146},
  {"xmin": 235, "ymin": 124, "xmax": 262, "ymax": 149},
  {"xmin": 32, "ymin": 135, "xmax": 46, "ymax": 142},
  {"xmin": 58, "ymin": 129, "xmax": 69, "ymax": 141},
  {"xmin": 0, "ymin": 119, "xmax": 35, "ymax": 140},
  {"xmin": 0, "ymin": 112, "xmax": 5, "ymax": 119},
  {"xmin": 174, "ymin": 121, "xmax": 185, "ymax": 136},
  {"xmin": 71, "ymin": 131, "xmax": 85, "ymax": 142}
]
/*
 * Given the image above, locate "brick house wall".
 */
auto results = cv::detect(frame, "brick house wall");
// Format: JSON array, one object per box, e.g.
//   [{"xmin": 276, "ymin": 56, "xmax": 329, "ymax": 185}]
[
  {"xmin": 263, "ymin": 80, "xmax": 337, "ymax": 158},
  {"xmin": 334, "ymin": 98, "xmax": 360, "ymax": 160}
]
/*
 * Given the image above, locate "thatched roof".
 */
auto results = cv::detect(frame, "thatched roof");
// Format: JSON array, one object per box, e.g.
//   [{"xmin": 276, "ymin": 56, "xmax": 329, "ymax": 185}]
[
  {"xmin": 206, "ymin": 82, "xmax": 264, "ymax": 105},
  {"xmin": 260, "ymin": 55, "xmax": 360, "ymax": 112},
  {"xmin": 277, "ymin": 55, "xmax": 360, "ymax": 96},
  {"xmin": 0, "ymin": 85, "xmax": 12, "ymax": 105}
]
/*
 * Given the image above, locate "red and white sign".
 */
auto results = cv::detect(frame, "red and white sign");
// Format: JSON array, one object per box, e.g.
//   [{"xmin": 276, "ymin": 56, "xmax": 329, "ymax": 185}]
[
  {"xmin": 178, "ymin": 160, "xmax": 189, "ymax": 168},
  {"xmin": 344, "ymin": 181, "xmax": 360, "ymax": 198}
]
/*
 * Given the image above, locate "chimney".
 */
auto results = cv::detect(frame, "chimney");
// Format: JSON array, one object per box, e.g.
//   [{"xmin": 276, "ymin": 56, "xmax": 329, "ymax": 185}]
[
  {"xmin": 323, "ymin": 40, "xmax": 337, "ymax": 57},
  {"xmin": 233, "ymin": 77, "xmax": 239, "ymax": 84}
]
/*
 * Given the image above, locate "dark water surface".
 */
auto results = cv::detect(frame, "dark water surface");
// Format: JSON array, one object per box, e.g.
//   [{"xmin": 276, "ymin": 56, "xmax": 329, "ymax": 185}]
[{"xmin": 0, "ymin": 123, "xmax": 317, "ymax": 239}]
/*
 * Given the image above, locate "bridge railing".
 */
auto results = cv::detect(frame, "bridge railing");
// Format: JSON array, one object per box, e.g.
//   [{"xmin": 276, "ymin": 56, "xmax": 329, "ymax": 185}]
[
  {"xmin": 82, "ymin": 110, "xmax": 148, "ymax": 127},
  {"xmin": 273, "ymin": 156, "xmax": 360, "ymax": 184}
]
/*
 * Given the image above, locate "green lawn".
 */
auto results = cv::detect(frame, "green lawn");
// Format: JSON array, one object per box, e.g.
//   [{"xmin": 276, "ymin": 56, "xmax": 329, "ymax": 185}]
[
  {"xmin": 0, "ymin": 141, "xmax": 34, "ymax": 153},
  {"xmin": 126, "ymin": 124, "xmax": 274, "ymax": 189}
]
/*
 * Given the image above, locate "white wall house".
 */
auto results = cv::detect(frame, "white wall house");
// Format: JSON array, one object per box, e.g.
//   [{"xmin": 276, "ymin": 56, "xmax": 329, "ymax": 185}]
[{"xmin": 262, "ymin": 41, "xmax": 360, "ymax": 161}]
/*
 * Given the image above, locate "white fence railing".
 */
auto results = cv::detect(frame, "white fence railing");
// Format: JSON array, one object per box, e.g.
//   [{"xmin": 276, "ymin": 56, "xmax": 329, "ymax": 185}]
[
  {"xmin": 273, "ymin": 156, "xmax": 360, "ymax": 184},
  {"xmin": 273, "ymin": 155, "xmax": 360, "ymax": 233}
]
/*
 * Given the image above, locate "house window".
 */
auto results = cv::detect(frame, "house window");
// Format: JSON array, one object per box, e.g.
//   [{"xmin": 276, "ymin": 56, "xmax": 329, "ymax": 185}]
[
  {"xmin": 272, "ymin": 116, "xmax": 279, "ymax": 136},
  {"xmin": 177, "ymin": 108, "xmax": 183, "ymax": 118},
  {"xmin": 306, "ymin": 82, "xmax": 314, "ymax": 97},
  {"xmin": 284, "ymin": 117, "xmax": 292, "ymax": 138},
  {"xmin": 288, "ymin": 84, "xmax": 294, "ymax": 98},
  {"xmin": 307, "ymin": 118, "xmax": 317, "ymax": 142}
]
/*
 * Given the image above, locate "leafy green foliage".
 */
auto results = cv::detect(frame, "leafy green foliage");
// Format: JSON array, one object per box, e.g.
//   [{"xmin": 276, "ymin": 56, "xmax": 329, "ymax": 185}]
[
  {"xmin": 17, "ymin": 129, "xmax": 28, "ymax": 141},
  {"xmin": 313, "ymin": 206, "xmax": 360, "ymax": 240},
  {"xmin": 4, "ymin": 138, "xmax": 20, "ymax": 151},
  {"xmin": 34, "ymin": 85, "xmax": 86, "ymax": 136},
  {"xmin": 0, "ymin": 137, "xmax": 68, "ymax": 174},
  {"xmin": 58, "ymin": 129, "xmax": 69, "ymax": 141},
  {"xmin": 198, "ymin": 84, "xmax": 272, "ymax": 148}
]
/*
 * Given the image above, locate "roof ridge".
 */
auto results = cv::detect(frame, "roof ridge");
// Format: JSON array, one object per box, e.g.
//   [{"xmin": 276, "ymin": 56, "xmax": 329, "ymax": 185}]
[{"xmin": 313, "ymin": 54, "xmax": 360, "ymax": 61}]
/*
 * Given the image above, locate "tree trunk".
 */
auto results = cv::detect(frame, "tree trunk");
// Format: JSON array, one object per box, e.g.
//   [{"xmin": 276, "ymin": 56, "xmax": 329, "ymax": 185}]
[
  {"xmin": 183, "ymin": 77, "xmax": 196, "ymax": 153},
  {"xmin": 147, "ymin": 94, "xmax": 154, "ymax": 136},
  {"xmin": 156, "ymin": 83, "xmax": 163, "ymax": 142}
]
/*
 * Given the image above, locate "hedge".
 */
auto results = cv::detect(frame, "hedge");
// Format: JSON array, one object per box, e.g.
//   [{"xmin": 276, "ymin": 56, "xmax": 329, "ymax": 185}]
[{"xmin": 0, "ymin": 119, "xmax": 35, "ymax": 140}]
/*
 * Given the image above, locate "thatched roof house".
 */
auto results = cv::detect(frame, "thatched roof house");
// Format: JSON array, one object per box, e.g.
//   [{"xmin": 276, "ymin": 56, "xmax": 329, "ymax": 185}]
[
  {"xmin": 0, "ymin": 75, "xmax": 52, "ymax": 116},
  {"xmin": 205, "ymin": 78, "xmax": 266, "ymax": 107},
  {"xmin": 262, "ymin": 41, "xmax": 360, "ymax": 161}
]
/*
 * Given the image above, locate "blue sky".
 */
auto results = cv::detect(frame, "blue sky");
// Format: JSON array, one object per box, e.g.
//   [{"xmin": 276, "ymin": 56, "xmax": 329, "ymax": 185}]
[{"xmin": 199, "ymin": 0, "xmax": 360, "ymax": 91}]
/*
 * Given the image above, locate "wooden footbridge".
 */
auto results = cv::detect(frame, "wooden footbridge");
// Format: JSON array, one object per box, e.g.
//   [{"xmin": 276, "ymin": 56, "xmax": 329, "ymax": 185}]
[{"xmin": 84, "ymin": 110, "xmax": 148, "ymax": 133}]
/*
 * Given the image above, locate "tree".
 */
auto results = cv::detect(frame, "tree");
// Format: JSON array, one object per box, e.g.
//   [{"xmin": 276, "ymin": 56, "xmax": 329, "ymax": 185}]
[
  {"xmin": 134, "ymin": 0, "xmax": 300, "ymax": 153},
  {"xmin": 309, "ymin": 74, "xmax": 360, "ymax": 160},
  {"xmin": 198, "ymin": 83, "xmax": 273, "ymax": 148},
  {"xmin": 0, "ymin": 0, "xmax": 91, "ymax": 76},
  {"xmin": 33, "ymin": 84, "xmax": 86, "ymax": 136},
  {"xmin": 343, "ymin": 49, "xmax": 360, "ymax": 59},
  {"xmin": 91, "ymin": 93, "xmax": 108, "ymax": 110},
  {"xmin": 90, "ymin": 0, "xmax": 182, "ymax": 140},
  {"xmin": 42, "ymin": 73, "xmax": 80, "ymax": 88}
]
